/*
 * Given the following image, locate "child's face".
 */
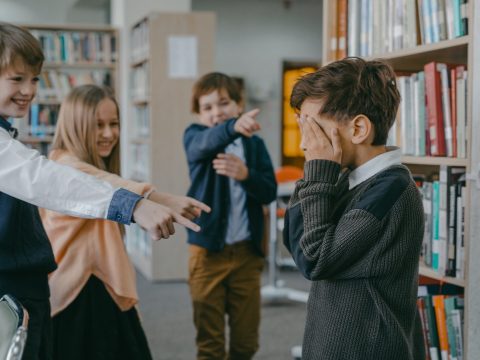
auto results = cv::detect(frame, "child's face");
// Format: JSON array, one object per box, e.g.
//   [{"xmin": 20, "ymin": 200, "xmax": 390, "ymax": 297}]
[
  {"xmin": 197, "ymin": 89, "xmax": 242, "ymax": 127},
  {"xmin": 299, "ymin": 99, "xmax": 354, "ymax": 168},
  {"xmin": 0, "ymin": 63, "xmax": 39, "ymax": 119},
  {"xmin": 95, "ymin": 98, "xmax": 119, "ymax": 158}
]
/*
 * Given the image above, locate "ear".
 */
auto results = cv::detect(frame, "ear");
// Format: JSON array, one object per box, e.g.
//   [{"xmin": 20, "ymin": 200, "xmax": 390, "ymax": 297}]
[{"xmin": 350, "ymin": 115, "xmax": 373, "ymax": 145}]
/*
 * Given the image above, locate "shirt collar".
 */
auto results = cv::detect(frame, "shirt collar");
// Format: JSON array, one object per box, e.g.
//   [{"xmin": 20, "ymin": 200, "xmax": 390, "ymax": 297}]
[
  {"xmin": 348, "ymin": 147, "xmax": 402, "ymax": 189},
  {"xmin": 0, "ymin": 117, "xmax": 18, "ymax": 139}
]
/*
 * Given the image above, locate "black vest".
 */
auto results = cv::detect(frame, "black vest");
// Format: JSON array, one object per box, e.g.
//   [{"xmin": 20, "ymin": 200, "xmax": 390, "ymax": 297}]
[{"xmin": 0, "ymin": 117, "xmax": 56, "ymax": 299}]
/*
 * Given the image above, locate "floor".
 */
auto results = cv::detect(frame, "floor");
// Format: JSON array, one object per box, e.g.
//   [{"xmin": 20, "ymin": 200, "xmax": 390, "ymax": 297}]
[{"xmin": 136, "ymin": 268, "xmax": 310, "ymax": 360}]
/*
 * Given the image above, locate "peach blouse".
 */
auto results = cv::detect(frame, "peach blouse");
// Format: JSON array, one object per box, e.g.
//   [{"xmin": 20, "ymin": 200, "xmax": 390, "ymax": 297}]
[{"xmin": 40, "ymin": 150, "xmax": 154, "ymax": 316}]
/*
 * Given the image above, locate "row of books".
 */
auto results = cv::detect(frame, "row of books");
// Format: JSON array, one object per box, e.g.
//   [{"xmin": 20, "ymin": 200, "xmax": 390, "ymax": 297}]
[
  {"xmin": 37, "ymin": 69, "xmax": 112, "ymax": 103},
  {"xmin": 418, "ymin": 0, "xmax": 469, "ymax": 45},
  {"xmin": 388, "ymin": 62, "xmax": 468, "ymax": 158},
  {"xmin": 131, "ymin": 64, "xmax": 150, "ymax": 102},
  {"xmin": 29, "ymin": 104, "xmax": 59, "ymax": 137},
  {"xmin": 30, "ymin": 30, "xmax": 117, "ymax": 64},
  {"xmin": 130, "ymin": 20, "xmax": 150, "ymax": 64},
  {"xmin": 417, "ymin": 165, "xmax": 466, "ymax": 279},
  {"xmin": 328, "ymin": 0, "xmax": 469, "ymax": 60},
  {"xmin": 417, "ymin": 292, "xmax": 464, "ymax": 360},
  {"xmin": 417, "ymin": 281, "xmax": 464, "ymax": 360}
]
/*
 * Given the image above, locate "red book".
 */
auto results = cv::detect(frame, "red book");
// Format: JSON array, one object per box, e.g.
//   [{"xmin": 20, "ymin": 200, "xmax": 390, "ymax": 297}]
[{"xmin": 424, "ymin": 62, "xmax": 446, "ymax": 156}]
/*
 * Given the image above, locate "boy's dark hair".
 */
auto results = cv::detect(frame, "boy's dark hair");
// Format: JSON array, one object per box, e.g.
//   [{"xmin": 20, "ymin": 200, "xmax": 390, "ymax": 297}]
[
  {"xmin": 0, "ymin": 22, "xmax": 44, "ymax": 75},
  {"xmin": 290, "ymin": 57, "xmax": 400, "ymax": 145},
  {"xmin": 191, "ymin": 72, "xmax": 243, "ymax": 113}
]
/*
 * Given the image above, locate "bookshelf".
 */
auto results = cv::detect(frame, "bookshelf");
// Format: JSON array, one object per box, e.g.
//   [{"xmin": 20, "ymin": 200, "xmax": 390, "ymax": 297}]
[
  {"xmin": 125, "ymin": 12, "xmax": 215, "ymax": 281},
  {"xmin": 13, "ymin": 23, "xmax": 119, "ymax": 154},
  {"xmin": 322, "ymin": 0, "xmax": 479, "ymax": 358}
]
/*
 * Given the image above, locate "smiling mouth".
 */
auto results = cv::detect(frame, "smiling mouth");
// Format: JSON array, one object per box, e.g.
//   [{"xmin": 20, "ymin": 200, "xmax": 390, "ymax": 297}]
[{"xmin": 12, "ymin": 98, "xmax": 31, "ymax": 106}]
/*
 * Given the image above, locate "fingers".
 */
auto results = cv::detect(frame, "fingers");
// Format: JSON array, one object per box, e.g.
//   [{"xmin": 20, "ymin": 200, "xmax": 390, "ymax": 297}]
[
  {"xmin": 188, "ymin": 198, "xmax": 211, "ymax": 213},
  {"xmin": 235, "ymin": 109, "xmax": 261, "ymax": 137},
  {"xmin": 244, "ymin": 108, "xmax": 260, "ymax": 118},
  {"xmin": 173, "ymin": 213, "xmax": 201, "ymax": 232}
]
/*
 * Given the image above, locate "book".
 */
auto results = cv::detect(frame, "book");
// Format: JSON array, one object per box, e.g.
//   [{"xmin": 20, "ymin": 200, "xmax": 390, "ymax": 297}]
[
  {"xmin": 444, "ymin": 296, "xmax": 464, "ymax": 360},
  {"xmin": 424, "ymin": 295, "xmax": 441, "ymax": 360},
  {"xmin": 418, "ymin": 297, "xmax": 433, "ymax": 360},
  {"xmin": 424, "ymin": 62, "xmax": 446, "ymax": 156},
  {"xmin": 422, "ymin": 181, "xmax": 433, "ymax": 267},
  {"xmin": 432, "ymin": 295, "xmax": 449, "ymax": 360}
]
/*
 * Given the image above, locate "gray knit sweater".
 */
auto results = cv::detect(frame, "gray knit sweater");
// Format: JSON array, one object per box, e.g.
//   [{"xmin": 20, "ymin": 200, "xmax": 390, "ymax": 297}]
[{"xmin": 284, "ymin": 159, "xmax": 425, "ymax": 360}]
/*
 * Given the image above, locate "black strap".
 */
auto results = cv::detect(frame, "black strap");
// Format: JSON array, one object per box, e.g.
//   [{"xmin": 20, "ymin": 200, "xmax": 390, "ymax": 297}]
[{"xmin": 0, "ymin": 117, "xmax": 18, "ymax": 139}]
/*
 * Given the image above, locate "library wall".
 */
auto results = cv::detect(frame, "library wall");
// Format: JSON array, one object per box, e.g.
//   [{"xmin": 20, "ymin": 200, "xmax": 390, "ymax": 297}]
[
  {"xmin": 192, "ymin": 0, "xmax": 323, "ymax": 167},
  {"xmin": 0, "ymin": 0, "xmax": 109, "ymax": 24}
]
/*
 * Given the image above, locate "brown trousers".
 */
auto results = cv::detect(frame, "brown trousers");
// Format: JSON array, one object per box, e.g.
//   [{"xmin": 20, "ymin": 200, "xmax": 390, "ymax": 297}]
[{"xmin": 188, "ymin": 242, "xmax": 264, "ymax": 360}]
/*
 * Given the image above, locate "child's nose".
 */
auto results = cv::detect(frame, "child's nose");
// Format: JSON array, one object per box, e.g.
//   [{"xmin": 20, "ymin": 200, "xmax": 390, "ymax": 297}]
[
  {"xmin": 20, "ymin": 82, "xmax": 36, "ymax": 96},
  {"xmin": 101, "ymin": 126, "xmax": 114, "ymax": 138}
]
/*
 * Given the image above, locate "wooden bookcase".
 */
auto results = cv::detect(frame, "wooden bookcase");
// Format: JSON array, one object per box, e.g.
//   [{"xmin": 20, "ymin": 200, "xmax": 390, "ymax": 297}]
[
  {"xmin": 125, "ymin": 12, "xmax": 215, "ymax": 281},
  {"xmin": 13, "ymin": 23, "xmax": 119, "ymax": 154},
  {"xmin": 321, "ymin": 0, "xmax": 479, "ymax": 357}
]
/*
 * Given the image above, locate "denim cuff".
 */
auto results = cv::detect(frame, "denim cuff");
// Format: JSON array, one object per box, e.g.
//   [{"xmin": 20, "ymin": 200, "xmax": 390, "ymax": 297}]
[{"xmin": 107, "ymin": 188, "xmax": 143, "ymax": 225}]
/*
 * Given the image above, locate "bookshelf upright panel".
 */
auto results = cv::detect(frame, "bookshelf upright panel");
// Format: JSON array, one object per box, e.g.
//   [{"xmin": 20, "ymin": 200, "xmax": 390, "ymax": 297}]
[{"xmin": 126, "ymin": 12, "xmax": 215, "ymax": 281}]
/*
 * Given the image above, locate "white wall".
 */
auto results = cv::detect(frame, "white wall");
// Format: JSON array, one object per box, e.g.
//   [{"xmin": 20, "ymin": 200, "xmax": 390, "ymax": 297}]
[
  {"xmin": 0, "ymin": 0, "xmax": 109, "ymax": 24},
  {"xmin": 192, "ymin": 0, "xmax": 323, "ymax": 167}
]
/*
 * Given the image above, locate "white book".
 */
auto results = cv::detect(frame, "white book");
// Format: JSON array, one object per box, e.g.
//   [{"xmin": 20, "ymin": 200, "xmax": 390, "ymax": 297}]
[
  {"xmin": 445, "ymin": 0, "xmax": 456, "ymax": 39},
  {"xmin": 437, "ymin": 63, "xmax": 453, "ymax": 157},
  {"xmin": 456, "ymin": 67, "xmax": 467, "ymax": 158},
  {"xmin": 406, "ymin": 0, "xmax": 417, "ymax": 48}
]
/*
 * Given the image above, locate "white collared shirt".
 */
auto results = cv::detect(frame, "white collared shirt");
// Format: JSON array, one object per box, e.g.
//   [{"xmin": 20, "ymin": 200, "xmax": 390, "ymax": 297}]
[
  {"xmin": 348, "ymin": 147, "xmax": 402, "ymax": 190},
  {"xmin": 0, "ymin": 127, "xmax": 116, "ymax": 218}
]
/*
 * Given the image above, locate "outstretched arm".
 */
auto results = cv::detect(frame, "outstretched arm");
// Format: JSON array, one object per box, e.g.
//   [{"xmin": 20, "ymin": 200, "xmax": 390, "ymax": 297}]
[{"xmin": 0, "ymin": 131, "xmax": 203, "ymax": 239}]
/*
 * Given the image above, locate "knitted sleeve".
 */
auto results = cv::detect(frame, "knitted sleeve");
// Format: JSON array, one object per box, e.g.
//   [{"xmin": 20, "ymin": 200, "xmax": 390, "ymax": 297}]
[{"xmin": 284, "ymin": 159, "xmax": 410, "ymax": 281}]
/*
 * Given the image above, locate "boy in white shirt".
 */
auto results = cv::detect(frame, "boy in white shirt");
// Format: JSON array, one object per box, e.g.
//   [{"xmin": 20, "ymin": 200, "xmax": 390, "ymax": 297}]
[{"xmin": 0, "ymin": 22, "xmax": 208, "ymax": 359}]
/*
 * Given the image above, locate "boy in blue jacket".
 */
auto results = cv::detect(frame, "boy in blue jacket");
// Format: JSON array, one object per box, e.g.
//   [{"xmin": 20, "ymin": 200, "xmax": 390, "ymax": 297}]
[{"xmin": 184, "ymin": 72, "xmax": 277, "ymax": 360}]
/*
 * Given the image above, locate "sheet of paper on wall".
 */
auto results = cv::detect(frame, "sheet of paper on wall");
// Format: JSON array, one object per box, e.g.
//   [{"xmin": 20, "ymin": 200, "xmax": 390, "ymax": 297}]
[{"xmin": 168, "ymin": 36, "xmax": 198, "ymax": 79}]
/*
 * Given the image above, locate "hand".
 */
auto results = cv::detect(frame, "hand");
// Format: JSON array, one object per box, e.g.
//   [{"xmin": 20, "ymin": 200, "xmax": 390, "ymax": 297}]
[
  {"xmin": 148, "ymin": 191, "xmax": 211, "ymax": 220},
  {"xmin": 132, "ymin": 198, "xmax": 201, "ymax": 240},
  {"xmin": 212, "ymin": 153, "xmax": 248, "ymax": 181},
  {"xmin": 234, "ymin": 108, "xmax": 261, "ymax": 137},
  {"xmin": 298, "ymin": 115, "xmax": 342, "ymax": 163}
]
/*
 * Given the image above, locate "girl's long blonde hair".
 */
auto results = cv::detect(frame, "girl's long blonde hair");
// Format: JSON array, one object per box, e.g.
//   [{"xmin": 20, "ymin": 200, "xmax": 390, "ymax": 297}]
[{"xmin": 52, "ymin": 84, "xmax": 121, "ymax": 175}]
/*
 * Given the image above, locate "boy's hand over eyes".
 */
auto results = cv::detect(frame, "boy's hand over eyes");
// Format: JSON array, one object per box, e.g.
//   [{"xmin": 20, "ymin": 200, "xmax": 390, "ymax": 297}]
[
  {"xmin": 234, "ymin": 108, "xmax": 261, "ymax": 137},
  {"xmin": 298, "ymin": 116, "xmax": 342, "ymax": 164}
]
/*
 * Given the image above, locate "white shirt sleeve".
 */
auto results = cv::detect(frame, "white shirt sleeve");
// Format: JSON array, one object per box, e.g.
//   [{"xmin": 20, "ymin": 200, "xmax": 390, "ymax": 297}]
[{"xmin": 0, "ymin": 128, "xmax": 115, "ymax": 219}]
